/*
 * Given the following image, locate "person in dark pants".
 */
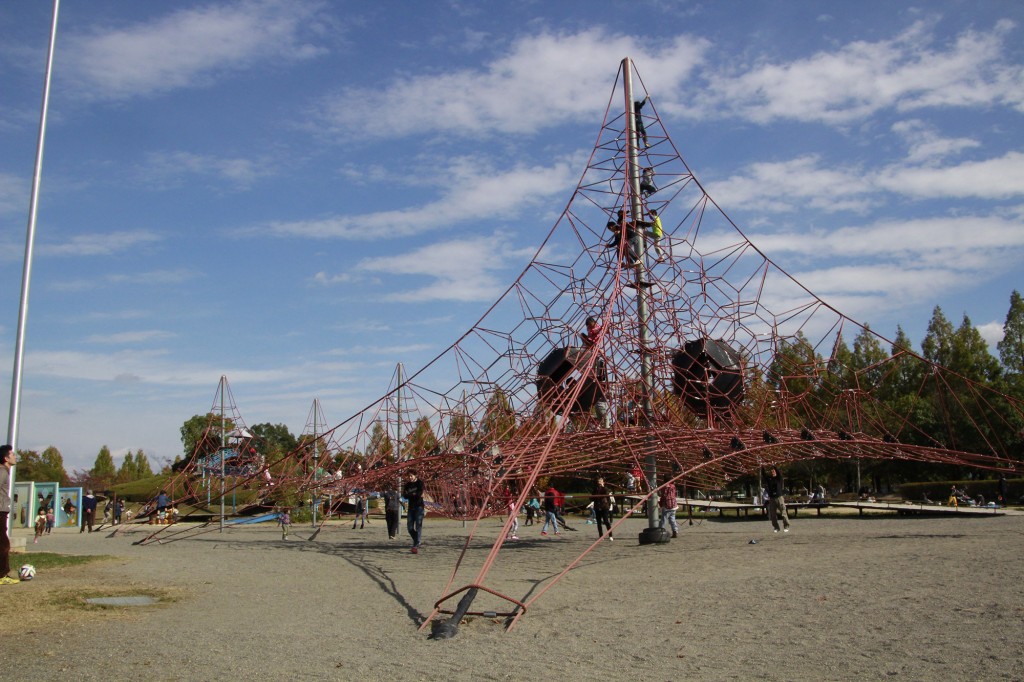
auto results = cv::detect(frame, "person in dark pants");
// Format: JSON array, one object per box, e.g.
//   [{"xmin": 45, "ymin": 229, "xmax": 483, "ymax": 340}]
[
  {"xmin": 381, "ymin": 487, "xmax": 401, "ymax": 539},
  {"xmin": 352, "ymin": 494, "xmax": 367, "ymax": 529},
  {"xmin": 764, "ymin": 466, "xmax": 791, "ymax": 533},
  {"xmin": 402, "ymin": 471, "xmax": 425, "ymax": 553},
  {"xmin": 634, "ymin": 96, "xmax": 650, "ymax": 148},
  {"xmin": 591, "ymin": 477, "xmax": 614, "ymax": 541},
  {"xmin": 0, "ymin": 445, "xmax": 17, "ymax": 584},
  {"xmin": 80, "ymin": 490, "xmax": 98, "ymax": 533}
]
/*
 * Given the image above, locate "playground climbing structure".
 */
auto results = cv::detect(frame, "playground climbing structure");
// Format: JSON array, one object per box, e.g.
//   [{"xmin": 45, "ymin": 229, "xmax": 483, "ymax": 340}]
[{"xmin": 137, "ymin": 59, "xmax": 1024, "ymax": 628}]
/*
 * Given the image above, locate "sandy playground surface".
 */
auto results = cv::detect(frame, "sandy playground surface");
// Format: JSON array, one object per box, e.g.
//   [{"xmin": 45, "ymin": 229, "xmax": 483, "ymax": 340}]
[{"xmin": 2, "ymin": 509, "xmax": 1023, "ymax": 681}]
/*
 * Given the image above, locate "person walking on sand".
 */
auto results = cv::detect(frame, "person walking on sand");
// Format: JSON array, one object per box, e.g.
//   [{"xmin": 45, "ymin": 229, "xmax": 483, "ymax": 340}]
[
  {"xmin": 591, "ymin": 477, "xmax": 614, "ymax": 541},
  {"xmin": 403, "ymin": 471, "xmax": 426, "ymax": 553},
  {"xmin": 381, "ymin": 487, "xmax": 401, "ymax": 539},
  {"xmin": 280, "ymin": 508, "xmax": 291, "ymax": 540},
  {"xmin": 352, "ymin": 494, "xmax": 368, "ymax": 529},
  {"xmin": 525, "ymin": 492, "xmax": 540, "ymax": 526},
  {"xmin": 764, "ymin": 465, "xmax": 791, "ymax": 533},
  {"xmin": 505, "ymin": 488, "xmax": 520, "ymax": 541},
  {"xmin": 0, "ymin": 444, "xmax": 18, "ymax": 584},
  {"xmin": 541, "ymin": 486, "xmax": 561, "ymax": 536}
]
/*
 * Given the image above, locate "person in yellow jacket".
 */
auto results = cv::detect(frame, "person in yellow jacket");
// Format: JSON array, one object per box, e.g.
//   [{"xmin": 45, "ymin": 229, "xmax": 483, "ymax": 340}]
[{"xmin": 647, "ymin": 208, "xmax": 664, "ymax": 262}]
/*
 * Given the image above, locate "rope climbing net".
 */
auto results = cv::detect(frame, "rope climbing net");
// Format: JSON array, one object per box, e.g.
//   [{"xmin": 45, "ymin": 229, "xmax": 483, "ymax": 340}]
[{"xmin": 136, "ymin": 59, "xmax": 1024, "ymax": 628}]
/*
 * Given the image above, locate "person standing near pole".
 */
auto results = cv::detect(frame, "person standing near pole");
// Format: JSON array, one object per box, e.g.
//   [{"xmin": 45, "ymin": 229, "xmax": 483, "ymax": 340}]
[
  {"xmin": 0, "ymin": 445, "xmax": 18, "ymax": 584},
  {"xmin": 764, "ymin": 465, "xmax": 791, "ymax": 533},
  {"xmin": 658, "ymin": 479, "xmax": 679, "ymax": 539},
  {"xmin": 403, "ymin": 471, "xmax": 425, "ymax": 554}
]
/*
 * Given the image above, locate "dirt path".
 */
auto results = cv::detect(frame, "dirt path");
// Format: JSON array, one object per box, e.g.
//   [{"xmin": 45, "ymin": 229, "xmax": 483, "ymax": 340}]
[{"xmin": 3, "ymin": 513, "xmax": 1023, "ymax": 681}]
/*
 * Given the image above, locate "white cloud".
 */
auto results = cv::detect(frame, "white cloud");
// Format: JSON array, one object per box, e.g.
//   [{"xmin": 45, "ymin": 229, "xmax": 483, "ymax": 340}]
[
  {"xmin": 356, "ymin": 234, "xmax": 521, "ymax": 302},
  {"xmin": 748, "ymin": 215, "xmax": 1024, "ymax": 262},
  {"xmin": 725, "ymin": 213, "xmax": 1024, "ymax": 323},
  {"xmin": 25, "ymin": 347, "xmax": 358, "ymax": 387},
  {"xmin": 708, "ymin": 155, "xmax": 874, "ymax": 214},
  {"xmin": 258, "ymin": 155, "xmax": 581, "ymax": 239},
  {"xmin": 62, "ymin": 0, "xmax": 331, "ymax": 100},
  {"xmin": 877, "ymin": 151, "xmax": 1024, "ymax": 200},
  {"xmin": 39, "ymin": 230, "xmax": 163, "ymax": 257},
  {"xmin": 86, "ymin": 330, "xmax": 175, "ymax": 344},
  {"xmin": 693, "ymin": 19, "xmax": 1024, "ymax": 124},
  {"xmin": 315, "ymin": 28, "xmax": 708, "ymax": 139},
  {"xmin": 311, "ymin": 271, "xmax": 352, "ymax": 286},
  {"xmin": 891, "ymin": 119, "xmax": 981, "ymax": 164},
  {"xmin": 709, "ymin": 151, "xmax": 1024, "ymax": 213},
  {"xmin": 50, "ymin": 268, "xmax": 193, "ymax": 293},
  {"xmin": 977, "ymin": 320, "xmax": 1005, "ymax": 347},
  {"xmin": 0, "ymin": 172, "xmax": 26, "ymax": 215},
  {"xmin": 141, "ymin": 151, "xmax": 275, "ymax": 189}
]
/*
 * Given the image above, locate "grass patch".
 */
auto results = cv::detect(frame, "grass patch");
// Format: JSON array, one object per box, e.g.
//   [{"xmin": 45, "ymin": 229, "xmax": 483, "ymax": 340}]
[{"xmin": 19, "ymin": 552, "xmax": 111, "ymax": 571}]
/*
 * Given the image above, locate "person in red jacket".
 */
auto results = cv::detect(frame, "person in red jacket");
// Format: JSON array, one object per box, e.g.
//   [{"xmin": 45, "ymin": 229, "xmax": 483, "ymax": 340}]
[{"xmin": 541, "ymin": 487, "xmax": 560, "ymax": 536}]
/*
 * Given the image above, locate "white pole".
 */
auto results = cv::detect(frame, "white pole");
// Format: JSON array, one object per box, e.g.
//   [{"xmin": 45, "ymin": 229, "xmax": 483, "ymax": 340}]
[
  {"xmin": 219, "ymin": 376, "xmax": 226, "ymax": 532},
  {"xmin": 396, "ymin": 363, "xmax": 403, "ymax": 521},
  {"xmin": 312, "ymin": 398, "xmax": 319, "ymax": 528},
  {"xmin": 6, "ymin": 0, "xmax": 60, "ymax": 538}
]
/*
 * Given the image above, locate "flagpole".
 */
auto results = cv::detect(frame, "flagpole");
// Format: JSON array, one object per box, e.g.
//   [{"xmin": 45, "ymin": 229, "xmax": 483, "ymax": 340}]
[{"xmin": 7, "ymin": 0, "xmax": 61, "ymax": 535}]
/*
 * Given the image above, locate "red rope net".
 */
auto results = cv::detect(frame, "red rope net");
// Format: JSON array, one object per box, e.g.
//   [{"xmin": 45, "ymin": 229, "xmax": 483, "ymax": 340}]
[{"xmin": 137, "ymin": 60, "xmax": 1024, "ymax": 626}]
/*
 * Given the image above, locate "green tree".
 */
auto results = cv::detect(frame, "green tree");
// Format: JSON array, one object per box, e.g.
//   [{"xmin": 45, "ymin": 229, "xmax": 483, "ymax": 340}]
[
  {"xmin": 767, "ymin": 332, "xmax": 821, "ymax": 426},
  {"xmin": 403, "ymin": 416, "xmax": 439, "ymax": 457},
  {"xmin": 366, "ymin": 421, "xmax": 393, "ymax": 462},
  {"xmin": 481, "ymin": 387, "xmax": 517, "ymax": 441},
  {"xmin": 180, "ymin": 413, "xmax": 235, "ymax": 460},
  {"xmin": 879, "ymin": 326, "xmax": 922, "ymax": 402},
  {"xmin": 919, "ymin": 311, "xmax": 1008, "ymax": 470},
  {"xmin": 90, "ymin": 445, "xmax": 117, "ymax": 487},
  {"xmin": 850, "ymin": 327, "xmax": 889, "ymax": 389},
  {"xmin": 250, "ymin": 423, "xmax": 298, "ymax": 458},
  {"xmin": 117, "ymin": 452, "xmax": 138, "ymax": 483},
  {"xmin": 14, "ymin": 447, "xmax": 68, "ymax": 484},
  {"xmin": 921, "ymin": 306, "xmax": 955, "ymax": 366},
  {"xmin": 998, "ymin": 290, "xmax": 1024, "ymax": 379},
  {"xmin": 446, "ymin": 409, "xmax": 476, "ymax": 447},
  {"xmin": 134, "ymin": 449, "xmax": 154, "ymax": 478}
]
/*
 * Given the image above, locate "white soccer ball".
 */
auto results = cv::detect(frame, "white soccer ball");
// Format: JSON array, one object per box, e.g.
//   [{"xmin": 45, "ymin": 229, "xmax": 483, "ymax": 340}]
[{"xmin": 18, "ymin": 564, "xmax": 36, "ymax": 581}]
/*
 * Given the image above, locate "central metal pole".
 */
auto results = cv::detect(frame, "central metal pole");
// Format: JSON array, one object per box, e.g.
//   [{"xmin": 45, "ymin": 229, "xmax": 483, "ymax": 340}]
[{"xmin": 623, "ymin": 57, "xmax": 667, "ymax": 544}]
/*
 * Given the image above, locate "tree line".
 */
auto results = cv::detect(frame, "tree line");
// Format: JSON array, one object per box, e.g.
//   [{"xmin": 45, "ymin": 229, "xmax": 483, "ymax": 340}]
[{"xmin": 14, "ymin": 445, "xmax": 155, "ymax": 490}]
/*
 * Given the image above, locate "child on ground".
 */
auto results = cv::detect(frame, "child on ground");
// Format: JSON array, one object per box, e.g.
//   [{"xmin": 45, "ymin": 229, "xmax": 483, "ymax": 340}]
[
  {"xmin": 34, "ymin": 508, "xmax": 46, "ymax": 544},
  {"xmin": 45, "ymin": 508, "xmax": 55, "ymax": 534},
  {"xmin": 506, "ymin": 496, "xmax": 520, "ymax": 541},
  {"xmin": 280, "ymin": 509, "xmax": 291, "ymax": 540}
]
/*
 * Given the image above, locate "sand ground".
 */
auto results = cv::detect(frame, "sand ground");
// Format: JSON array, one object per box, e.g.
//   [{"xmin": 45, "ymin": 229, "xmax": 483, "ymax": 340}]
[{"xmin": 2, "ymin": 510, "xmax": 1023, "ymax": 682}]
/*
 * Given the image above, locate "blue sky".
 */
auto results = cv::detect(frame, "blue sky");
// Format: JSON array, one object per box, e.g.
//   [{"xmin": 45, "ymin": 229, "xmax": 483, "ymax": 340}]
[{"xmin": 1, "ymin": 0, "xmax": 1022, "ymax": 474}]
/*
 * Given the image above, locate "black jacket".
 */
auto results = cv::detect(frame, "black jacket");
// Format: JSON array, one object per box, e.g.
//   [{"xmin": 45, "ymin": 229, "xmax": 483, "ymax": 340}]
[{"xmin": 764, "ymin": 471, "xmax": 785, "ymax": 499}]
